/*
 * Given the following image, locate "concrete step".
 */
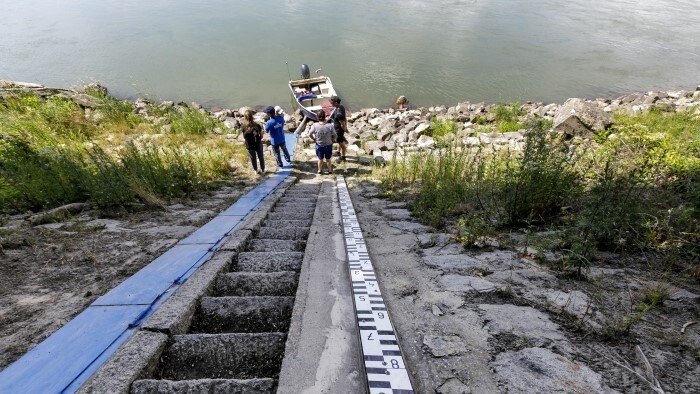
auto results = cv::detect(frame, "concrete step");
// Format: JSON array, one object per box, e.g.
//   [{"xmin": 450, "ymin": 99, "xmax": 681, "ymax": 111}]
[
  {"xmin": 216, "ymin": 272, "xmax": 298, "ymax": 297},
  {"xmin": 247, "ymin": 239, "xmax": 305, "ymax": 252},
  {"xmin": 272, "ymin": 204, "xmax": 315, "ymax": 213},
  {"xmin": 266, "ymin": 212, "xmax": 314, "ymax": 221},
  {"xmin": 261, "ymin": 219, "xmax": 312, "ymax": 228},
  {"xmin": 157, "ymin": 333, "xmax": 285, "ymax": 380},
  {"xmin": 191, "ymin": 296, "xmax": 294, "ymax": 333},
  {"xmin": 131, "ymin": 378, "xmax": 275, "ymax": 394},
  {"xmin": 276, "ymin": 196, "xmax": 317, "ymax": 203},
  {"xmin": 235, "ymin": 252, "xmax": 303, "ymax": 272},
  {"xmin": 256, "ymin": 227, "xmax": 310, "ymax": 240}
]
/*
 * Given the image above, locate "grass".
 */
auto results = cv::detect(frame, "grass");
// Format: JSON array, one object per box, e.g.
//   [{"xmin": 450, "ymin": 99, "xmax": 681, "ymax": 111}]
[
  {"xmin": 374, "ymin": 108, "xmax": 700, "ymax": 276},
  {"xmin": 0, "ymin": 90, "xmax": 247, "ymax": 213}
]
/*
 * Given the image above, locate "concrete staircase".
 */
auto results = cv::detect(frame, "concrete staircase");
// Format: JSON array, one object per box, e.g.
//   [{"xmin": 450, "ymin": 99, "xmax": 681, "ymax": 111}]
[{"xmin": 131, "ymin": 182, "xmax": 321, "ymax": 394}]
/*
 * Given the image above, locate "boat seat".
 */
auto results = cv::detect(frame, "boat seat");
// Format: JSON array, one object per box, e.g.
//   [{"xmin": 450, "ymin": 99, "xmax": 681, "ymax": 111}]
[{"xmin": 318, "ymin": 83, "xmax": 330, "ymax": 95}]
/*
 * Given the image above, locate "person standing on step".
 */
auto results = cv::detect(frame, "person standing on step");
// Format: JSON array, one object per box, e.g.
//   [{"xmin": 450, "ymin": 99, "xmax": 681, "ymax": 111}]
[
  {"xmin": 240, "ymin": 108, "xmax": 265, "ymax": 174},
  {"xmin": 264, "ymin": 105, "xmax": 292, "ymax": 169},
  {"xmin": 329, "ymin": 96, "xmax": 348, "ymax": 162},
  {"xmin": 309, "ymin": 109, "xmax": 337, "ymax": 175}
]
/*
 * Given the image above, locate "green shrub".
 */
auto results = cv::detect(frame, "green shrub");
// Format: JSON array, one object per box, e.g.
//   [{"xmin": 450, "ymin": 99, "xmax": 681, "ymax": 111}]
[
  {"xmin": 498, "ymin": 122, "xmax": 583, "ymax": 225},
  {"xmin": 376, "ymin": 120, "xmax": 581, "ymax": 228},
  {"xmin": 424, "ymin": 117, "xmax": 457, "ymax": 138},
  {"xmin": 493, "ymin": 102, "xmax": 524, "ymax": 130}
]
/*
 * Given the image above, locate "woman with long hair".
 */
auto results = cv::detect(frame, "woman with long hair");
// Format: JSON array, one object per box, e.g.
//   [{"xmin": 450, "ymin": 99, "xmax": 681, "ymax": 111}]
[{"xmin": 240, "ymin": 109, "xmax": 265, "ymax": 174}]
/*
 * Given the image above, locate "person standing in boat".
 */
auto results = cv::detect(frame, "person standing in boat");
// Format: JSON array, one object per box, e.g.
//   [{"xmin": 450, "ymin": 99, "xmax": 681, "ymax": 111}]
[
  {"xmin": 240, "ymin": 108, "xmax": 266, "ymax": 174},
  {"xmin": 309, "ymin": 109, "xmax": 337, "ymax": 175},
  {"xmin": 263, "ymin": 106, "xmax": 292, "ymax": 169},
  {"xmin": 329, "ymin": 96, "xmax": 348, "ymax": 162}
]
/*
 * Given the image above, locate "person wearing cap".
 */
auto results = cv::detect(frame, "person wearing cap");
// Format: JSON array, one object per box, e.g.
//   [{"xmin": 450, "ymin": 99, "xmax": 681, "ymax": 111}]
[
  {"xmin": 309, "ymin": 109, "xmax": 337, "ymax": 175},
  {"xmin": 329, "ymin": 96, "xmax": 348, "ymax": 162},
  {"xmin": 263, "ymin": 105, "xmax": 292, "ymax": 168},
  {"xmin": 240, "ymin": 108, "xmax": 265, "ymax": 174}
]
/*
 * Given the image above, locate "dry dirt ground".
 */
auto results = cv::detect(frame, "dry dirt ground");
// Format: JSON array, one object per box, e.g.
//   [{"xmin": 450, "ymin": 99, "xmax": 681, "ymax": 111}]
[
  {"xmin": 2, "ymin": 155, "xmax": 699, "ymax": 393},
  {"xmin": 0, "ymin": 180, "xmax": 253, "ymax": 370}
]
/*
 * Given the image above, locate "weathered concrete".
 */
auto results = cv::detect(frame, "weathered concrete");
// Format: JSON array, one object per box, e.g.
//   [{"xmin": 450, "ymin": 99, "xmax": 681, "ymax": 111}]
[
  {"xmin": 261, "ymin": 219, "xmax": 313, "ymax": 228},
  {"xmin": 277, "ymin": 179, "xmax": 363, "ymax": 394},
  {"xmin": 192, "ymin": 296, "xmax": 294, "ymax": 333},
  {"xmin": 216, "ymin": 272, "xmax": 298, "ymax": 297},
  {"xmin": 131, "ymin": 378, "xmax": 275, "ymax": 394},
  {"xmin": 158, "ymin": 333, "xmax": 286, "ymax": 380},
  {"xmin": 141, "ymin": 252, "xmax": 235, "ymax": 335},
  {"xmin": 256, "ymin": 227, "xmax": 310, "ymax": 240},
  {"xmin": 77, "ymin": 331, "xmax": 167, "ymax": 394},
  {"xmin": 267, "ymin": 212, "xmax": 314, "ymax": 220},
  {"xmin": 235, "ymin": 252, "xmax": 304, "ymax": 272},
  {"xmin": 218, "ymin": 229, "xmax": 253, "ymax": 252},
  {"xmin": 493, "ymin": 347, "xmax": 618, "ymax": 394},
  {"xmin": 247, "ymin": 239, "xmax": 306, "ymax": 252}
]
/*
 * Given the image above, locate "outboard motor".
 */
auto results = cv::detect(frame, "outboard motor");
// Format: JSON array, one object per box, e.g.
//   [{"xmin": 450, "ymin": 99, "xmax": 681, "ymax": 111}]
[{"xmin": 300, "ymin": 64, "xmax": 310, "ymax": 79}]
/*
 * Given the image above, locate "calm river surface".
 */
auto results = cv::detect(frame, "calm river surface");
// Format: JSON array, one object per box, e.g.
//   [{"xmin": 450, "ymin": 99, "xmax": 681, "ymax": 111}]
[{"xmin": 1, "ymin": 0, "xmax": 699, "ymax": 110}]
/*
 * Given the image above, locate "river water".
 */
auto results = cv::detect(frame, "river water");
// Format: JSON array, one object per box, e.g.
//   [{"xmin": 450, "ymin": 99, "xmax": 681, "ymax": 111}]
[{"xmin": 1, "ymin": 0, "xmax": 698, "ymax": 110}]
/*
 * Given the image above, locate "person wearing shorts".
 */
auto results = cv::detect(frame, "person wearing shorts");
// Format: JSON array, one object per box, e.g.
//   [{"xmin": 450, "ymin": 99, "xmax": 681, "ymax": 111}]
[
  {"xmin": 329, "ymin": 96, "xmax": 348, "ymax": 161},
  {"xmin": 309, "ymin": 109, "xmax": 337, "ymax": 174}
]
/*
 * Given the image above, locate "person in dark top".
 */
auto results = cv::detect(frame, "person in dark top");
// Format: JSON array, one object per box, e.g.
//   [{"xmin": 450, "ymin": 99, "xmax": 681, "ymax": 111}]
[
  {"xmin": 329, "ymin": 96, "xmax": 348, "ymax": 162},
  {"xmin": 240, "ymin": 109, "xmax": 265, "ymax": 174},
  {"xmin": 264, "ymin": 105, "xmax": 292, "ymax": 169}
]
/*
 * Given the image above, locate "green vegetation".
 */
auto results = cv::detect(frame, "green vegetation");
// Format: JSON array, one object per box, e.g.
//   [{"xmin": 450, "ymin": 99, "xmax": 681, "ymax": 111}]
[
  {"xmin": 375, "ymin": 109, "xmax": 700, "ymax": 278},
  {"xmin": 494, "ymin": 102, "xmax": 525, "ymax": 132},
  {"xmin": 424, "ymin": 117, "xmax": 458, "ymax": 138},
  {"xmin": 0, "ymin": 90, "xmax": 247, "ymax": 213}
]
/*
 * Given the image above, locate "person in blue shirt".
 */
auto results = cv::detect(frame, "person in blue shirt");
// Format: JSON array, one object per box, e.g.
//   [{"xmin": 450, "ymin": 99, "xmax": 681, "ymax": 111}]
[{"xmin": 263, "ymin": 106, "xmax": 292, "ymax": 168}]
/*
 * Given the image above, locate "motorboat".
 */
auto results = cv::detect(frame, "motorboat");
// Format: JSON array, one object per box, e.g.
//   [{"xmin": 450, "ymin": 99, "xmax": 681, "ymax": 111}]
[{"xmin": 288, "ymin": 64, "xmax": 337, "ymax": 122}]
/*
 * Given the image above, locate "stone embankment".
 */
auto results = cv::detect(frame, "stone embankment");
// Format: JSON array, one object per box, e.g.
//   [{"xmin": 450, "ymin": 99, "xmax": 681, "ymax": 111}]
[
  {"xmin": 295, "ymin": 85, "xmax": 700, "ymax": 162},
  {"xmin": 3, "ymin": 80, "xmax": 699, "ymax": 162}
]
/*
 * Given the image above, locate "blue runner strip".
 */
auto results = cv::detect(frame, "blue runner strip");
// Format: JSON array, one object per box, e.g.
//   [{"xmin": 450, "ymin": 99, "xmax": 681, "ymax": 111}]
[{"xmin": 0, "ymin": 133, "xmax": 296, "ymax": 393}]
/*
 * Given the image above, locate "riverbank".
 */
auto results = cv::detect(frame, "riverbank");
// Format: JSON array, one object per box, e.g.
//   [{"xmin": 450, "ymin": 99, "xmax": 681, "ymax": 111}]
[{"xmin": 1, "ymin": 80, "xmax": 699, "ymax": 392}]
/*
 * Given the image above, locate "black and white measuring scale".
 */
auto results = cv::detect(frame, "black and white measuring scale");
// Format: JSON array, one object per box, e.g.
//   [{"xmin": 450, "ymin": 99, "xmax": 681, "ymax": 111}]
[{"xmin": 337, "ymin": 176, "xmax": 415, "ymax": 394}]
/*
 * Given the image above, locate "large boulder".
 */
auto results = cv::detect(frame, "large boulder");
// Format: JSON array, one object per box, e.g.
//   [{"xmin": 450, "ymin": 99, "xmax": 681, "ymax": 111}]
[
  {"xmin": 553, "ymin": 98, "xmax": 612, "ymax": 138},
  {"xmin": 71, "ymin": 93, "xmax": 103, "ymax": 109}
]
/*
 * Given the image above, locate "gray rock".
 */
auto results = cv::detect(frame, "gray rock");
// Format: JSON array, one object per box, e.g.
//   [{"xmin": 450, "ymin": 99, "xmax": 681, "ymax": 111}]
[
  {"xmin": 493, "ymin": 348, "xmax": 618, "ymax": 394},
  {"xmin": 416, "ymin": 233, "xmax": 453, "ymax": 248},
  {"xmin": 422, "ymin": 335, "xmax": 467, "ymax": 357},
  {"xmin": 545, "ymin": 290, "xmax": 592, "ymax": 319},
  {"xmin": 382, "ymin": 208, "xmax": 414, "ymax": 221},
  {"xmin": 71, "ymin": 93, "xmax": 103, "ymax": 108},
  {"xmin": 437, "ymin": 378, "xmax": 472, "ymax": 394},
  {"xmin": 668, "ymin": 289, "xmax": 699, "ymax": 301},
  {"xmin": 417, "ymin": 135, "xmax": 435, "ymax": 149},
  {"xmin": 364, "ymin": 140, "xmax": 386, "ymax": 153},
  {"xmin": 223, "ymin": 117, "xmax": 240, "ymax": 130},
  {"xmin": 388, "ymin": 220, "xmax": 432, "ymax": 233},
  {"xmin": 423, "ymin": 244, "xmax": 466, "ymax": 256},
  {"xmin": 439, "ymin": 275, "xmax": 496, "ymax": 293},
  {"xmin": 553, "ymin": 98, "xmax": 612, "ymax": 137},
  {"xmin": 479, "ymin": 304, "xmax": 567, "ymax": 348},
  {"xmin": 432, "ymin": 305, "xmax": 444, "ymax": 316},
  {"xmin": 423, "ymin": 254, "xmax": 487, "ymax": 271}
]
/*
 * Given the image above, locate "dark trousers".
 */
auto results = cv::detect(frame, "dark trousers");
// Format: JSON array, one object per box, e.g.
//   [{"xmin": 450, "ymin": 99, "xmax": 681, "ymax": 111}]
[
  {"xmin": 272, "ymin": 143, "xmax": 291, "ymax": 167},
  {"xmin": 247, "ymin": 143, "xmax": 265, "ymax": 171}
]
